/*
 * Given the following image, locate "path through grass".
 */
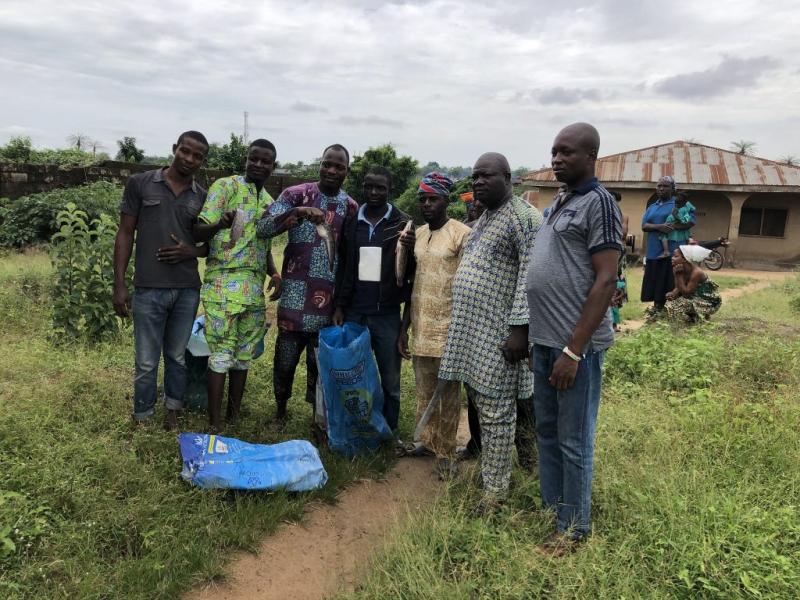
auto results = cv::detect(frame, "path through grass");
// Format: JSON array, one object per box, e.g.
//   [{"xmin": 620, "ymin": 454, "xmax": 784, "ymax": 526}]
[{"xmin": 0, "ymin": 250, "xmax": 418, "ymax": 599}]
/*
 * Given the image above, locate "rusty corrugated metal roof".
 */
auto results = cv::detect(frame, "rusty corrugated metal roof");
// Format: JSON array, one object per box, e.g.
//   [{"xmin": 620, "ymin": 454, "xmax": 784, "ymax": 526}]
[{"xmin": 522, "ymin": 140, "xmax": 800, "ymax": 187}]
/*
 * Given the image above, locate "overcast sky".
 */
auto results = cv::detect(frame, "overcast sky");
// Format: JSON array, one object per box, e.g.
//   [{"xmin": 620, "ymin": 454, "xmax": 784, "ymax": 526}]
[{"xmin": 2, "ymin": 0, "xmax": 799, "ymax": 168}]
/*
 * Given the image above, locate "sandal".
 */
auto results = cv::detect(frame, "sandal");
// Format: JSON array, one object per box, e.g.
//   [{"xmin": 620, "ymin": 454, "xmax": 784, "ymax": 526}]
[{"xmin": 395, "ymin": 440, "xmax": 433, "ymax": 458}]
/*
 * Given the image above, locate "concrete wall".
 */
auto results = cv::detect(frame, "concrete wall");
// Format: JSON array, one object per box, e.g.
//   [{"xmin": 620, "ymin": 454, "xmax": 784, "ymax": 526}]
[
  {"xmin": 736, "ymin": 193, "xmax": 800, "ymax": 264},
  {"xmin": 515, "ymin": 182, "xmax": 800, "ymax": 266},
  {"xmin": 0, "ymin": 161, "xmax": 311, "ymax": 201}
]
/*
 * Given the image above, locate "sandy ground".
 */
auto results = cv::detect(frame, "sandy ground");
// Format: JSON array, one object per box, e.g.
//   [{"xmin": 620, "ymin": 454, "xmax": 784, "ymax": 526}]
[
  {"xmin": 189, "ymin": 458, "xmax": 442, "ymax": 600},
  {"xmin": 187, "ymin": 269, "xmax": 792, "ymax": 600}
]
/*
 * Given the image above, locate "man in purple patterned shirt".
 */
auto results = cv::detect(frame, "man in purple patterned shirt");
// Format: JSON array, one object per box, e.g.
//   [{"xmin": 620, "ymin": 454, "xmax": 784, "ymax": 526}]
[{"xmin": 256, "ymin": 144, "xmax": 358, "ymax": 424}]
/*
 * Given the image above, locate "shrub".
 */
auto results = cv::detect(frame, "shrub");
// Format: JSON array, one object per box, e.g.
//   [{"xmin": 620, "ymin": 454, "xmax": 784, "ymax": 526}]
[
  {"xmin": 605, "ymin": 323, "xmax": 722, "ymax": 393},
  {"xmin": 0, "ymin": 182, "xmax": 121, "ymax": 248},
  {"xmin": 50, "ymin": 203, "xmax": 129, "ymax": 341}
]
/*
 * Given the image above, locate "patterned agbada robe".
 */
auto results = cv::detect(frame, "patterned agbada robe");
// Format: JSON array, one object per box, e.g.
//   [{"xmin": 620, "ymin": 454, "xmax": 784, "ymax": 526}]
[
  {"xmin": 438, "ymin": 196, "xmax": 542, "ymax": 398},
  {"xmin": 256, "ymin": 182, "xmax": 358, "ymax": 333},
  {"xmin": 409, "ymin": 218, "xmax": 472, "ymax": 458}
]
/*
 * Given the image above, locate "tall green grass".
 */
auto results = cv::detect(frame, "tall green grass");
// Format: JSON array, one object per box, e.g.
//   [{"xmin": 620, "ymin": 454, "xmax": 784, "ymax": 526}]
[
  {"xmin": 0, "ymin": 252, "xmax": 418, "ymax": 599},
  {"xmin": 344, "ymin": 284, "xmax": 800, "ymax": 599}
]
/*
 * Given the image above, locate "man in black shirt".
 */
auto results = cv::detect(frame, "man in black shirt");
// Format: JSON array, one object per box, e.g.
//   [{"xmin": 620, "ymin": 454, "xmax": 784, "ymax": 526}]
[
  {"xmin": 113, "ymin": 130, "xmax": 209, "ymax": 429},
  {"xmin": 333, "ymin": 166, "xmax": 415, "ymax": 431}
]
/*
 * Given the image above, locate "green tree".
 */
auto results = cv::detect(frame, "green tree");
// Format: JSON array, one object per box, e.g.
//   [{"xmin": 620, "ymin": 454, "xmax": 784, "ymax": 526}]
[
  {"xmin": 206, "ymin": 133, "xmax": 248, "ymax": 171},
  {"xmin": 344, "ymin": 144, "xmax": 418, "ymax": 202},
  {"xmin": 512, "ymin": 166, "xmax": 531, "ymax": 178},
  {"xmin": 278, "ymin": 159, "xmax": 320, "ymax": 179},
  {"xmin": 0, "ymin": 136, "xmax": 33, "ymax": 162},
  {"xmin": 394, "ymin": 175, "xmax": 471, "ymax": 225},
  {"xmin": 115, "ymin": 137, "xmax": 145, "ymax": 163}
]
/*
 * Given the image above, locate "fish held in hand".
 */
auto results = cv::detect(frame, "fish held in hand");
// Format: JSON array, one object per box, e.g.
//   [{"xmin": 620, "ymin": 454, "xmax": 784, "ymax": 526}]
[
  {"xmin": 316, "ymin": 222, "xmax": 336, "ymax": 271},
  {"xmin": 226, "ymin": 209, "xmax": 246, "ymax": 249},
  {"xmin": 395, "ymin": 220, "xmax": 414, "ymax": 287}
]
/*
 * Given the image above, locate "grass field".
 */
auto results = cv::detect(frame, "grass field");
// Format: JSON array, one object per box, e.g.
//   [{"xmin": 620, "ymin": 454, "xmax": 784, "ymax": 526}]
[
  {"xmin": 0, "ymin": 248, "xmax": 418, "ymax": 599},
  {"xmin": 2, "ymin": 249, "xmax": 798, "ymax": 599},
  {"xmin": 342, "ymin": 278, "xmax": 800, "ymax": 599}
]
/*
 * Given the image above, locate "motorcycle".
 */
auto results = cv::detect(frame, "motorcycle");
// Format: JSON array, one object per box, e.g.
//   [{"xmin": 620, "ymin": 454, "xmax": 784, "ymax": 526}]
[{"xmin": 692, "ymin": 236, "xmax": 730, "ymax": 271}]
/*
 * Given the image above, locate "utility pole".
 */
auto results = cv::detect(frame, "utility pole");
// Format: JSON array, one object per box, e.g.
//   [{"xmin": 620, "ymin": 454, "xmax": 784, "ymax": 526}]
[{"xmin": 243, "ymin": 111, "xmax": 250, "ymax": 145}]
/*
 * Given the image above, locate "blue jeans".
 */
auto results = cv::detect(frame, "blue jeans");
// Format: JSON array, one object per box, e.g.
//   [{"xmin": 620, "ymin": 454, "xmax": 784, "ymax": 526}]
[
  {"xmin": 532, "ymin": 344, "xmax": 604, "ymax": 538},
  {"xmin": 344, "ymin": 310, "xmax": 402, "ymax": 431},
  {"xmin": 132, "ymin": 287, "xmax": 200, "ymax": 421}
]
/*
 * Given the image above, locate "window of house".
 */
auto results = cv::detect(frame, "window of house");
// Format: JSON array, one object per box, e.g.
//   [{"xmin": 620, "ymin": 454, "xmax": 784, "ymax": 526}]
[{"xmin": 739, "ymin": 207, "xmax": 788, "ymax": 237}]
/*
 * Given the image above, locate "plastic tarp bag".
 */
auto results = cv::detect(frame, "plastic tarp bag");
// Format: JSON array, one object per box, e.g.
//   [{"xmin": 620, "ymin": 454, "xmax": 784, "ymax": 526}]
[
  {"xmin": 179, "ymin": 433, "xmax": 328, "ymax": 491},
  {"xmin": 318, "ymin": 323, "xmax": 393, "ymax": 457},
  {"xmin": 185, "ymin": 316, "xmax": 211, "ymax": 411}
]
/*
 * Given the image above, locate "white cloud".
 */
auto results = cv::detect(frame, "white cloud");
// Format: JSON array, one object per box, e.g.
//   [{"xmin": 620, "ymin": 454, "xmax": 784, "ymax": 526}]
[{"xmin": 0, "ymin": 0, "xmax": 798, "ymax": 167}]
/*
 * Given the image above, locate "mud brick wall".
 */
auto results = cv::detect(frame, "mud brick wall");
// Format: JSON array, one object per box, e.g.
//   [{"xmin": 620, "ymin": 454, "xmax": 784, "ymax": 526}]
[{"xmin": 0, "ymin": 161, "xmax": 309, "ymax": 200}]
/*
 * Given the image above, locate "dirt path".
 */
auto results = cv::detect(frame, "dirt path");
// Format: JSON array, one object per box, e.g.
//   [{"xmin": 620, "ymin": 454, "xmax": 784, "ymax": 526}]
[
  {"xmin": 188, "ymin": 269, "xmax": 791, "ymax": 600},
  {"xmin": 189, "ymin": 458, "xmax": 442, "ymax": 600},
  {"xmin": 622, "ymin": 270, "xmax": 792, "ymax": 332}
]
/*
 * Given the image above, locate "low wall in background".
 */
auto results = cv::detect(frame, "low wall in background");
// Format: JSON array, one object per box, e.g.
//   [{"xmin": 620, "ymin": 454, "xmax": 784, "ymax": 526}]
[{"xmin": 0, "ymin": 161, "xmax": 310, "ymax": 200}]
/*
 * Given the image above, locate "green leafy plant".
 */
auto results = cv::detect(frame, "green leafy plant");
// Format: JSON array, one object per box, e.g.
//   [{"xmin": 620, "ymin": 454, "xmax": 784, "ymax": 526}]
[
  {"xmin": 0, "ymin": 182, "xmax": 121, "ymax": 248},
  {"xmin": 50, "ymin": 203, "xmax": 128, "ymax": 341}
]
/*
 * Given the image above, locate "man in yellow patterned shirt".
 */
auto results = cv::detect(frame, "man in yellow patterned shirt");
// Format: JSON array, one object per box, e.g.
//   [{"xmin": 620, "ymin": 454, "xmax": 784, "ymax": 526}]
[
  {"xmin": 193, "ymin": 139, "xmax": 281, "ymax": 430},
  {"xmin": 398, "ymin": 172, "xmax": 471, "ymax": 478}
]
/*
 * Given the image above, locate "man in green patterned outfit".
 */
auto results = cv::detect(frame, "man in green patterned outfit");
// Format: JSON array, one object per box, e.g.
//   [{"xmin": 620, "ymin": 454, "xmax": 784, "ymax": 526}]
[
  {"xmin": 193, "ymin": 139, "xmax": 281, "ymax": 430},
  {"xmin": 438, "ymin": 152, "xmax": 542, "ymax": 515}
]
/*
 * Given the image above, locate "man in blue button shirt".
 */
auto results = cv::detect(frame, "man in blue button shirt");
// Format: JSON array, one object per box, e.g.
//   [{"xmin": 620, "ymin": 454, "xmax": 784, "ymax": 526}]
[
  {"xmin": 641, "ymin": 176, "xmax": 695, "ymax": 314},
  {"xmin": 333, "ymin": 166, "xmax": 415, "ymax": 431}
]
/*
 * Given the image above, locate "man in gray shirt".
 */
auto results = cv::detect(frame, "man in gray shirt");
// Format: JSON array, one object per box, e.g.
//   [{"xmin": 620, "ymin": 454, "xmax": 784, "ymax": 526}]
[
  {"xmin": 526, "ymin": 123, "xmax": 622, "ymax": 554},
  {"xmin": 113, "ymin": 130, "xmax": 209, "ymax": 429}
]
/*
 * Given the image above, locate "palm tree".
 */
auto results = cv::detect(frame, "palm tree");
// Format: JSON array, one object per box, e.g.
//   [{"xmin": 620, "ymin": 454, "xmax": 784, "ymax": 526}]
[
  {"xmin": 66, "ymin": 133, "xmax": 92, "ymax": 151},
  {"xmin": 730, "ymin": 140, "xmax": 757, "ymax": 155},
  {"xmin": 778, "ymin": 155, "xmax": 798, "ymax": 167},
  {"xmin": 116, "ymin": 137, "xmax": 145, "ymax": 163}
]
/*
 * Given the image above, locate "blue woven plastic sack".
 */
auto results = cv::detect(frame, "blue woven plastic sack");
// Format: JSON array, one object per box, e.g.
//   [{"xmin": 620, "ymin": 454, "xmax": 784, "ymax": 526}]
[
  {"xmin": 318, "ymin": 323, "xmax": 393, "ymax": 457},
  {"xmin": 179, "ymin": 434, "xmax": 328, "ymax": 491}
]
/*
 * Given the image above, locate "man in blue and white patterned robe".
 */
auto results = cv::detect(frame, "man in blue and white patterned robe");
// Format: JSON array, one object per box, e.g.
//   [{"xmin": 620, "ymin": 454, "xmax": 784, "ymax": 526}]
[{"xmin": 439, "ymin": 152, "xmax": 542, "ymax": 514}]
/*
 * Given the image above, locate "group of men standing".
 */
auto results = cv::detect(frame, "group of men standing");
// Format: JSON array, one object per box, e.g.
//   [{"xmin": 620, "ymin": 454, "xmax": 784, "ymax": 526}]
[{"xmin": 113, "ymin": 122, "xmax": 622, "ymax": 555}]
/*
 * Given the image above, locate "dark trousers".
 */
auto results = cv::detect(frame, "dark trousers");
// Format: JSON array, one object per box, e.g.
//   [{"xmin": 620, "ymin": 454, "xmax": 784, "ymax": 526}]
[
  {"xmin": 466, "ymin": 387, "xmax": 536, "ymax": 470},
  {"xmin": 344, "ymin": 309, "xmax": 402, "ymax": 431},
  {"xmin": 273, "ymin": 330, "xmax": 319, "ymax": 408}
]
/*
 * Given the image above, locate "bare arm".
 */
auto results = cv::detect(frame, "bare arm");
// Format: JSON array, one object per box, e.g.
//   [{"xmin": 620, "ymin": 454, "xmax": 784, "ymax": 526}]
[
  {"xmin": 549, "ymin": 249, "xmax": 619, "ymax": 390},
  {"xmin": 266, "ymin": 247, "xmax": 282, "ymax": 301},
  {"xmin": 642, "ymin": 221, "xmax": 672, "ymax": 234},
  {"xmin": 193, "ymin": 212, "xmax": 235, "ymax": 242},
  {"xmin": 113, "ymin": 213, "xmax": 137, "ymax": 317},
  {"xmin": 397, "ymin": 300, "xmax": 412, "ymax": 359},
  {"xmin": 676, "ymin": 267, "xmax": 704, "ymax": 296}
]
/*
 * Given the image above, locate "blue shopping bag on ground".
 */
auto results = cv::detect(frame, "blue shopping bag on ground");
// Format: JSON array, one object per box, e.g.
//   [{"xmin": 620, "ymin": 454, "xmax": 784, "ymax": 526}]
[
  {"xmin": 179, "ymin": 433, "xmax": 328, "ymax": 491},
  {"xmin": 318, "ymin": 323, "xmax": 393, "ymax": 457}
]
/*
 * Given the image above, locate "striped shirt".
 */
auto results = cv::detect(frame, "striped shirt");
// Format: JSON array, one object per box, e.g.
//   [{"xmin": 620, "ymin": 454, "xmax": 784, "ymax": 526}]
[{"xmin": 526, "ymin": 178, "xmax": 623, "ymax": 353}]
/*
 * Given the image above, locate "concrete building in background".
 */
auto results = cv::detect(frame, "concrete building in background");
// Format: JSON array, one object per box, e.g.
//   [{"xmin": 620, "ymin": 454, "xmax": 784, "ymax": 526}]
[{"xmin": 520, "ymin": 141, "xmax": 800, "ymax": 268}]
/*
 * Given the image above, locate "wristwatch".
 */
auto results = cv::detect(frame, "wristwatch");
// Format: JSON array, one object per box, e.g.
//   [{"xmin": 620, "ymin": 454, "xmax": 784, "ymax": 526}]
[{"xmin": 562, "ymin": 346, "xmax": 584, "ymax": 362}]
